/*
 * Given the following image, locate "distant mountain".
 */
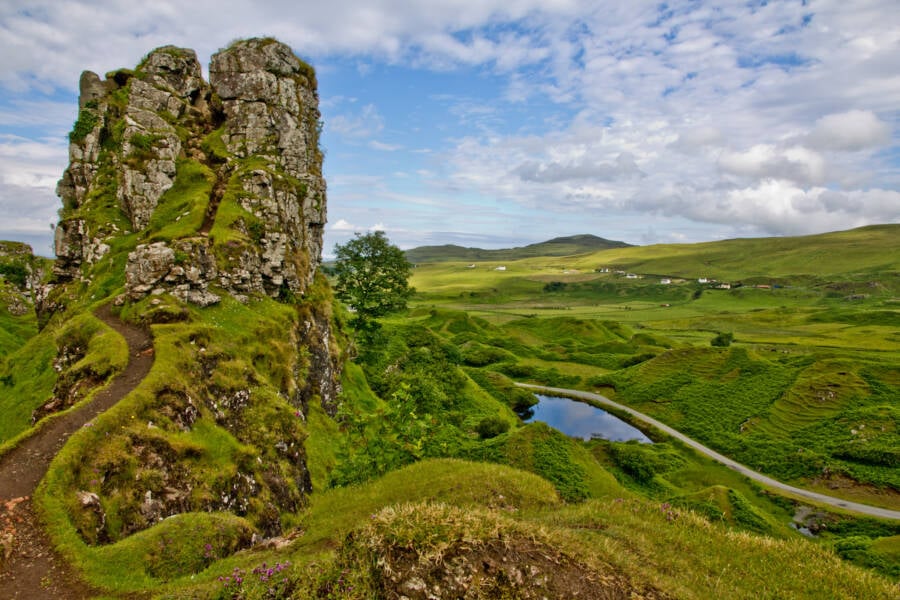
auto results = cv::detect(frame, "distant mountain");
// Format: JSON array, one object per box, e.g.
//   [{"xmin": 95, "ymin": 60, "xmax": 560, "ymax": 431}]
[{"xmin": 405, "ymin": 234, "xmax": 632, "ymax": 263}]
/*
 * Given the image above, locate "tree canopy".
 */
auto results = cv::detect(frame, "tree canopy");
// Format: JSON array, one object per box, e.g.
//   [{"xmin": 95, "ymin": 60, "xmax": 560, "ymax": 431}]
[{"xmin": 333, "ymin": 231, "xmax": 413, "ymax": 329}]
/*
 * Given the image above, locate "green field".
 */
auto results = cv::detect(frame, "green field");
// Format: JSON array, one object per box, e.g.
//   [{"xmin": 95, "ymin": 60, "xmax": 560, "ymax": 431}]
[{"xmin": 406, "ymin": 226, "xmax": 900, "ymax": 502}]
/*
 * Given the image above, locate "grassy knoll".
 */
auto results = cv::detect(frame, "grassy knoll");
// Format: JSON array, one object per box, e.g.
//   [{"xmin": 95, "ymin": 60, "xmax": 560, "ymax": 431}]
[
  {"xmin": 153, "ymin": 464, "xmax": 898, "ymax": 599},
  {"xmin": 408, "ymin": 225, "xmax": 899, "ymax": 282},
  {"xmin": 405, "ymin": 233, "xmax": 630, "ymax": 263}
]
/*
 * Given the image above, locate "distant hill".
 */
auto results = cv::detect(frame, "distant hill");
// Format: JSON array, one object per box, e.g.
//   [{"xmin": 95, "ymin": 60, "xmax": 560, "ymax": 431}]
[
  {"xmin": 566, "ymin": 224, "xmax": 900, "ymax": 281},
  {"xmin": 406, "ymin": 234, "xmax": 631, "ymax": 263}
]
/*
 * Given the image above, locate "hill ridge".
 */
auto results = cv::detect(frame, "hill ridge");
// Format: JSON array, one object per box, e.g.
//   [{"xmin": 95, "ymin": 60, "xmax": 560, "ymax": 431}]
[{"xmin": 406, "ymin": 233, "xmax": 631, "ymax": 263}]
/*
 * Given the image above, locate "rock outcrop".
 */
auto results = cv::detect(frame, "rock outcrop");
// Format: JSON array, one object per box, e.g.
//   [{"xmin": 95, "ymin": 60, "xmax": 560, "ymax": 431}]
[
  {"xmin": 51, "ymin": 39, "xmax": 326, "ymax": 306},
  {"xmin": 39, "ymin": 39, "xmax": 343, "ymax": 544}
]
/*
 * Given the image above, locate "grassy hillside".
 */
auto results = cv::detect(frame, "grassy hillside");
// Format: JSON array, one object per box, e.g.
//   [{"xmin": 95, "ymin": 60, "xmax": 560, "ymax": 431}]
[
  {"xmin": 571, "ymin": 224, "xmax": 900, "ymax": 281},
  {"xmin": 396, "ymin": 224, "xmax": 900, "ymax": 584},
  {"xmin": 148, "ymin": 462, "xmax": 899, "ymax": 599},
  {"xmin": 405, "ymin": 233, "xmax": 631, "ymax": 263}
]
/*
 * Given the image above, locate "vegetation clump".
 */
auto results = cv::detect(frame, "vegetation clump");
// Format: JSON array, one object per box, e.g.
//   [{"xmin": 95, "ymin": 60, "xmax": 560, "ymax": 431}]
[{"xmin": 333, "ymin": 231, "xmax": 413, "ymax": 331}]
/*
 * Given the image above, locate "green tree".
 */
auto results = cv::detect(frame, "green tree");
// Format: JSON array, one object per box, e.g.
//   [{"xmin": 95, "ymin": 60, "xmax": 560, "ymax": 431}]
[{"xmin": 333, "ymin": 231, "xmax": 413, "ymax": 330}]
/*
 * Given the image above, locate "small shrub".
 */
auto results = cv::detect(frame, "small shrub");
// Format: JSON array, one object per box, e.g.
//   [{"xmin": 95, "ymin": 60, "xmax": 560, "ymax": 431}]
[
  {"xmin": 0, "ymin": 264, "xmax": 28, "ymax": 287},
  {"xmin": 476, "ymin": 416, "xmax": 510, "ymax": 439},
  {"xmin": 543, "ymin": 281, "xmax": 567, "ymax": 292},
  {"xmin": 710, "ymin": 331, "xmax": 733, "ymax": 347},
  {"xmin": 70, "ymin": 109, "xmax": 100, "ymax": 142},
  {"xmin": 130, "ymin": 132, "xmax": 156, "ymax": 152}
]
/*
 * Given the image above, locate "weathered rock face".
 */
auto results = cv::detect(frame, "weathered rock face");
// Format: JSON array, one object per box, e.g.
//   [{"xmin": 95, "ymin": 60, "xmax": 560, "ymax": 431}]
[
  {"xmin": 48, "ymin": 38, "xmax": 340, "ymax": 413},
  {"xmin": 116, "ymin": 48, "xmax": 202, "ymax": 231},
  {"xmin": 52, "ymin": 39, "xmax": 326, "ymax": 306},
  {"xmin": 47, "ymin": 39, "xmax": 343, "ymax": 545},
  {"xmin": 207, "ymin": 38, "xmax": 326, "ymax": 297}
]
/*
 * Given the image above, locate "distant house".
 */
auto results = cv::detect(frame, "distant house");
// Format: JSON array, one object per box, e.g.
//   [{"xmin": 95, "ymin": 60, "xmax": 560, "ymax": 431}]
[
  {"xmin": 717, "ymin": 283, "xmax": 731, "ymax": 289},
  {"xmin": 755, "ymin": 284, "xmax": 771, "ymax": 289},
  {"xmin": 625, "ymin": 273, "xmax": 638, "ymax": 279},
  {"xmin": 597, "ymin": 267, "xmax": 610, "ymax": 273},
  {"xmin": 494, "ymin": 266, "xmax": 507, "ymax": 271},
  {"xmin": 466, "ymin": 264, "xmax": 476, "ymax": 269},
  {"xmin": 660, "ymin": 278, "xmax": 672, "ymax": 285},
  {"xmin": 698, "ymin": 277, "xmax": 708, "ymax": 284}
]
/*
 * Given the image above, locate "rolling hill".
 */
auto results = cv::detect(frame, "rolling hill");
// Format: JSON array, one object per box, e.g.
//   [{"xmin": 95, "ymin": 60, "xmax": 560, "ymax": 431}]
[
  {"xmin": 566, "ymin": 224, "xmax": 900, "ymax": 281},
  {"xmin": 405, "ymin": 233, "xmax": 631, "ymax": 263}
]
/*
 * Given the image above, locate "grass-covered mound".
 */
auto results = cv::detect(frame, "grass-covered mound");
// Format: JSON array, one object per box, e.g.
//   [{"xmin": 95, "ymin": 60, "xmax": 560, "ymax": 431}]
[
  {"xmin": 304, "ymin": 502, "xmax": 664, "ymax": 600},
  {"xmin": 155, "ymin": 462, "xmax": 898, "ymax": 599}
]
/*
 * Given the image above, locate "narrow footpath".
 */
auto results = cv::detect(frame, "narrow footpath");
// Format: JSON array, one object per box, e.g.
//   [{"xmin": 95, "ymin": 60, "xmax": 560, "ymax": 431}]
[
  {"xmin": 517, "ymin": 383, "xmax": 900, "ymax": 521},
  {"xmin": 0, "ymin": 305, "xmax": 154, "ymax": 599}
]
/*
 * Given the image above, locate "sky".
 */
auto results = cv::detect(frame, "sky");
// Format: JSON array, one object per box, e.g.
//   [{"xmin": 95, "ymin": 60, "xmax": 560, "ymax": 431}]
[{"xmin": 1, "ymin": 1, "xmax": 898, "ymax": 257}]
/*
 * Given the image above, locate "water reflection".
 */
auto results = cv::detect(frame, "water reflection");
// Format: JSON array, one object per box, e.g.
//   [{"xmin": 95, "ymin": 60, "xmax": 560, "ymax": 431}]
[{"xmin": 524, "ymin": 394, "xmax": 652, "ymax": 443}]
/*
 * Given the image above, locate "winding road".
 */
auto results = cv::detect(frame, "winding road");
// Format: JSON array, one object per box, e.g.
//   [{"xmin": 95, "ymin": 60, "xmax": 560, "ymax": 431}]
[
  {"xmin": 516, "ymin": 383, "xmax": 900, "ymax": 521},
  {"xmin": 0, "ymin": 305, "xmax": 154, "ymax": 599}
]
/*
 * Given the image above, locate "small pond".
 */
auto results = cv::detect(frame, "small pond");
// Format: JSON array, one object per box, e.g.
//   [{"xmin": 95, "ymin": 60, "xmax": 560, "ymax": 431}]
[{"xmin": 524, "ymin": 394, "xmax": 653, "ymax": 443}]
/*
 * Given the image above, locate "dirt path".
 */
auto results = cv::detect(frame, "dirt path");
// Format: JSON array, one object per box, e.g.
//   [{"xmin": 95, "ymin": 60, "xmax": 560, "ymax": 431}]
[
  {"xmin": 0, "ymin": 305, "xmax": 154, "ymax": 599},
  {"xmin": 517, "ymin": 383, "xmax": 900, "ymax": 521}
]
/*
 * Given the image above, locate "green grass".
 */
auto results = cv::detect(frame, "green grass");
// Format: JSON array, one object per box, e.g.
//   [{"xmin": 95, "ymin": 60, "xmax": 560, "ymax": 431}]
[
  {"xmin": 51, "ymin": 459, "xmax": 560, "ymax": 596},
  {"xmin": 36, "ymin": 293, "xmax": 335, "ymax": 588},
  {"xmin": 0, "ymin": 297, "xmax": 37, "ymax": 358},
  {"xmin": 405, "ymin": 233, "xmax": 630, "ymax": 263},
  {"xmin": 147, "ymin": 158, "xmax": 214, "ymax": 241},
  {"xmin": 0, "ymin": 311, "xmax": 128, "ymax": 444},
  {"xmin": 539, "ymin": 497, "xmax": 899, "ymax": 599},
  {"xmin": 395, "ymin": 229, "xmax": 900, "ymax": 583},
  {"xmin": 159, "ymin": 462, "xmax": 898, "ymax": 599}
]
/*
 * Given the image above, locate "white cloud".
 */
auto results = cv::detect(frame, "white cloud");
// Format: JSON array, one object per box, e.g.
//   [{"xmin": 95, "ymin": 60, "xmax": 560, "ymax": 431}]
[
  {"xmin": 1, "ymin": 0, "xmax": 899, "ymax": 252},
  {"xmin": 328, "ymin": 103, "xmax": 385, "ymax": 139},
  {"xmin": 369, "ymin": 140, "xmax": 402, "ymax": 151},
  {"xmin": 718, "ymin": 144, "xmax": 827, "ymax": 186},
  {"xmin": 806, "ymin": 110, "xmax": 891, "ymax": 151},
  {"xmin": 330, "ymin": 218, "xmax": 358, "ymax": 231},
  {"xmin": 0, "ymin": 134, "xmax": 65, "ymax": 249},
  {"xmin": 670, "ymin": 126, "xmax": 722, "ymax": 151},
  {"xmin": 513, "ymin": 152, "xmax": 643, "ymax": 183}
]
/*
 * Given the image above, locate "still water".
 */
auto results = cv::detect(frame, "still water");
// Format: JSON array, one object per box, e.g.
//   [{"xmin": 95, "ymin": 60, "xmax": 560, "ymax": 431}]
[{"xmin": 525, "ymin": 394, "xmax": 652, "ymax": 443}]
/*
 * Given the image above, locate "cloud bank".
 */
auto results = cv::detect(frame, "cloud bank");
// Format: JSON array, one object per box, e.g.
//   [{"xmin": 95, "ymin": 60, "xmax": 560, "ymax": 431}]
[{"xmin": 0, "ymin": 0, "xmax": 897, "ymax": 252}]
